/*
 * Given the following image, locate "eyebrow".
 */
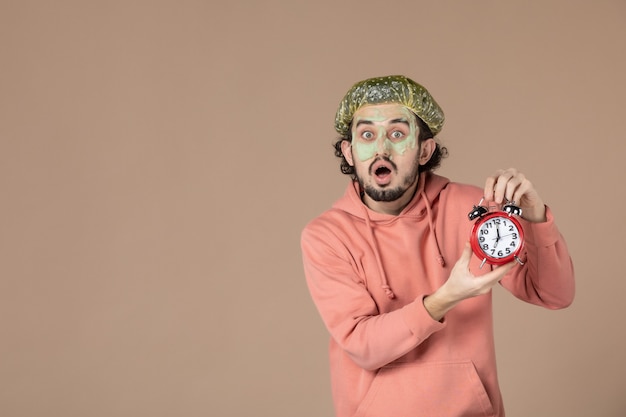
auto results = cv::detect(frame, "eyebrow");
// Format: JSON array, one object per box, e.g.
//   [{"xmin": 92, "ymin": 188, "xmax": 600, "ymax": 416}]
[
  {"xmin": 354, "ymin": 118, "xmax": 410, "ymax": 128},
  {"xmin": 355, "ymin": 120, "xmax": 374, "ymax": 128},
  {"xmin": 389, "ymin": 118, "xmax": 410, "ymax": 127}
]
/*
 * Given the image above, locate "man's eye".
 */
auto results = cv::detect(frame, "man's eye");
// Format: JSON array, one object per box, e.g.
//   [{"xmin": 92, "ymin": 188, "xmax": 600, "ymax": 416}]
[
  {"xmin": 391, "ymin": 131, "xmax": 404, "ymax": 139},
  {"xmin": 362, "ymin": 131, "xmax": 374, "ymax": 140}
]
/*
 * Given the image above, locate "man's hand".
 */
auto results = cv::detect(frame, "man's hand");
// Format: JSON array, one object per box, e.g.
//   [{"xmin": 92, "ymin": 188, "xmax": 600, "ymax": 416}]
[
  {"xmin": 423, "ymin": 243, "xmax": 515, "ymax": 321},
  {"xmin": 483, "ymin": 168, "xmax": 546, "ymax": 223}
]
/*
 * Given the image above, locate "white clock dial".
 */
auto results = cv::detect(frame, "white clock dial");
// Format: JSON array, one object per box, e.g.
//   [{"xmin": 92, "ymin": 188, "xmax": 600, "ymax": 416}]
[{"xmin": 477, "ymin": 216, "xmax": 521, "ymax": 259}]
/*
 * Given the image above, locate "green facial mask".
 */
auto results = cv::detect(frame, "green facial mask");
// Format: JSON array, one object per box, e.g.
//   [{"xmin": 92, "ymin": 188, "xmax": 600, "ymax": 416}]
[{"xmin": 352, "ymin": 106, "xmax": 418, "ymax": 162}]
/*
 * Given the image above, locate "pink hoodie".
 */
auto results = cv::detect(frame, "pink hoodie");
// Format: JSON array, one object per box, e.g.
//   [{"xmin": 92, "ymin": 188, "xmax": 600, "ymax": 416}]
[{"xmin": 301, "ymin": 173, "xmax": 575, "ymax": 417}]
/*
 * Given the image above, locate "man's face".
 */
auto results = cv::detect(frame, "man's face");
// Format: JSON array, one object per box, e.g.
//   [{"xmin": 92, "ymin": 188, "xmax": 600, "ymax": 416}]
[{"xmin": 341, "ymin": 103, "xmax": 430, "ymax": 203}]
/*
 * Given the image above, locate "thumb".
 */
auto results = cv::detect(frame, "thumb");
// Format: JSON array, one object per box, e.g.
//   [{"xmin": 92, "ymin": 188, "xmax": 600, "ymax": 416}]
[
  {"xmin": 458, "ymin": 241, "xmax": 473, "ymax": 266},
  {"xmin": 481, "ymin": 260, "xmax": 516, "ymax": 285}
]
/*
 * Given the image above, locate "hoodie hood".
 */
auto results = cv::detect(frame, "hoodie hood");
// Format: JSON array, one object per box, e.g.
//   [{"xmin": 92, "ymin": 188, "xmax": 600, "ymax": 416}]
[{"xmin": 332, "ymin": 172, "xmax": 451, "ymax": 299}]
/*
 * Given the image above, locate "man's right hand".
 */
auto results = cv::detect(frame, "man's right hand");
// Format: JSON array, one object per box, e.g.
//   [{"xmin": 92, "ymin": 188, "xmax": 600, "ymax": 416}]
[{"xmin": 423, "ymin": 242, "xmax": 515, "ymax": 321}]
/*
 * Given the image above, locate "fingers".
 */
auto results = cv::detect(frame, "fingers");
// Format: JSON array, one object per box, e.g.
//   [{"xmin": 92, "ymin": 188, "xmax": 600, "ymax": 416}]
[
  {"xmin": 484, "ymin": 168, "xmax": 530, "ymax": 205},
  {"xmin": 484, "ymin": 167, "xmax": 547, "ymax": 222},
  {"xmin": 446, "ymin": 243, "xmax": 518, "ymax": 301},
  {"xmin": 492, "ymin": 260, "xmax": 516, "ymax": 276},
  {"xmin": 460, "ymin": 241, "xmax": 473, "ymax": 263},
  {"xmin": 474, "ymin": 260, "xmax": 516, "ymax": 289},
  {"xmin": 450, "ymin": 242, "xmax": 473, "ymax": 277}
]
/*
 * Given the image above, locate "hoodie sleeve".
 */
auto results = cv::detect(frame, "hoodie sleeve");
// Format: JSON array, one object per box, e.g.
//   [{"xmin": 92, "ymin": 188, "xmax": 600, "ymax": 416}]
[
  {"xmin": 301, "ymin": 222, "xmax": 446, "ymax": 371},
  {"xmin": 499, "ymin": 206, "xmax": 575, "ymax": 308}
]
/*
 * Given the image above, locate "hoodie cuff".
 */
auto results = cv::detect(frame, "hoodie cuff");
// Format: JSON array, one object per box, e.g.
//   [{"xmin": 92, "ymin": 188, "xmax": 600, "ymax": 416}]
[
  {"xmin": 522, "ymin": 206, "xmax": 561, "ymax": 248},
  {"xmin": 400, "ymin": 295, "xmax": 447, "ymax": 342}
]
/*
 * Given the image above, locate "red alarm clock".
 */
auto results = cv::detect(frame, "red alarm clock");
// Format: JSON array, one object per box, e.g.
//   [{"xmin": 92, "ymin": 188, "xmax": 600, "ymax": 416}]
[{"xmin": 468, "ymin": 198, "xmax": 525, "ymax": 268}]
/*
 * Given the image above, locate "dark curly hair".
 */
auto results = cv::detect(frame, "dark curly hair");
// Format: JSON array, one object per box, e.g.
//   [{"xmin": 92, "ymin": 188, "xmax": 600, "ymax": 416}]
[{"xmin": 333, "ymin": 114, "xmax": 448, "ymax": 180}]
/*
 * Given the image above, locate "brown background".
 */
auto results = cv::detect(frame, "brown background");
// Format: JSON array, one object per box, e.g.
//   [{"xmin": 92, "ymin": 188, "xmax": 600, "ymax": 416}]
[{"xmin": 1, "ymin": 1, "xmax": 625, "ymax": 416}]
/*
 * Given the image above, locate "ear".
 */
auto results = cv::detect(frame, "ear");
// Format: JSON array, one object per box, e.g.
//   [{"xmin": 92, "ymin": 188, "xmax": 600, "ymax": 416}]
[
  {"xmin": 341, "ymin": 140, "xmax": 355, "ymax": 166},
  {"xmin": 418, "ymin": 138, "xmax": 436, "ymax": 165}
]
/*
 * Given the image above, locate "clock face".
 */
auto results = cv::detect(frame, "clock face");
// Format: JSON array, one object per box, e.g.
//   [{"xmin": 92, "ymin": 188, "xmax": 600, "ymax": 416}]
[{"xmin": 470, "ymin": 212, "xmax": 524, "ymax": 265}]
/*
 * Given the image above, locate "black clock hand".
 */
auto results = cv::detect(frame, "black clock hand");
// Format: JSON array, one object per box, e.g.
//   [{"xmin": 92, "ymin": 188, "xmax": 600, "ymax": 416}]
[
  {"xmin": 493, "ymin": 225, "xmax": 501, "ymax": 247},
  {"xmin": 490, "ymin": 225, "xmax": 502, "ymax": 241}
]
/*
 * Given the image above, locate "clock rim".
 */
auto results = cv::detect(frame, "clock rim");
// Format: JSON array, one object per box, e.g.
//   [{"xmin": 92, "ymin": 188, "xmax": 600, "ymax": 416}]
[{"xmin": 469, "ymin": 211, "xmax": 525, "ymax": 266}]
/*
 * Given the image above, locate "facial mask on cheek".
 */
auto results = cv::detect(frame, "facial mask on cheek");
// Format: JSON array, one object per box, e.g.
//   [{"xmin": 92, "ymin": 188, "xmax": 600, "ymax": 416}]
[
  {"xmin": 351, "ymin": 106, "xmax": 419, "ymax": 162},
  {"xmin": 354, "ymin": 140, "xmax": 378, "ymax": 162},
  {"xmin": 389, "ymin": 132, "xmax": 417, "ymax": 156},
  {"xmin": 353, "ymin": 126, "xmax": 418, "ymax": 162}
]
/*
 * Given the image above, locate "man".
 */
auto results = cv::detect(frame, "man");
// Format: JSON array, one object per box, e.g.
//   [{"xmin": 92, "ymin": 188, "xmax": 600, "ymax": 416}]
[{"xmin": 301, "ymin": 75, "xmax": 575, "ymax": 417}]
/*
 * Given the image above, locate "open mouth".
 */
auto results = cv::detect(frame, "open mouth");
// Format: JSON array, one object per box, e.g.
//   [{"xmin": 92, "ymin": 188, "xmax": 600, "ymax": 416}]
[{"xmin": 370, "ymin": 159, "xmax": 395, "ymax": 185}]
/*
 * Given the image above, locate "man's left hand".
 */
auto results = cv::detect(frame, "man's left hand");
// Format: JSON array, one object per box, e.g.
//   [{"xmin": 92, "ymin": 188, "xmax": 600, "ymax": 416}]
[{"xmin": 483, "ymin": 168, "xmax": 547, "ymax": 223}]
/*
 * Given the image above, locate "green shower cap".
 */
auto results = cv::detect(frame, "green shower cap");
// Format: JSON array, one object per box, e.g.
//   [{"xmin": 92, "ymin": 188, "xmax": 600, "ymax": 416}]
[{"xmin": 334, "ymin": 75, "xmax": 445, "ymax": 136}]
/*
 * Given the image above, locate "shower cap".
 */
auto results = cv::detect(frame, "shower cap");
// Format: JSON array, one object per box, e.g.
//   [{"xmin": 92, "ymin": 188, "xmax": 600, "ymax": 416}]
[{"xmin": 334, "ymin": 75, "xmax": 445, "ymax": 136}]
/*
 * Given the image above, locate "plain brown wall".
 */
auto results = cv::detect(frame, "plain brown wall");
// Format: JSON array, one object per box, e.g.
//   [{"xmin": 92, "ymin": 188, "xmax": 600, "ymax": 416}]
[{"xmin": 1, "ymin": 1, "xmax": 625, "ymax": 416}]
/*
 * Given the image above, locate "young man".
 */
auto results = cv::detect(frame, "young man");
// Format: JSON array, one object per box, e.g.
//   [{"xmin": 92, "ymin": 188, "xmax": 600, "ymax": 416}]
[{"xmin": 301, "ymin": 75, "xmax": 575, "ymax": 417}]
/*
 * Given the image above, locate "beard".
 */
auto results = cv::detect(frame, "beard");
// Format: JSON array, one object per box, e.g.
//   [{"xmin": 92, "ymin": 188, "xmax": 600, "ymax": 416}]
[
  {"xmin": 357, "ymin": 157, "xmax": 421, "ymax": 202},
  {"xmin": 362, "ymin": 184, "xmax": 407, "ymax": 202}
]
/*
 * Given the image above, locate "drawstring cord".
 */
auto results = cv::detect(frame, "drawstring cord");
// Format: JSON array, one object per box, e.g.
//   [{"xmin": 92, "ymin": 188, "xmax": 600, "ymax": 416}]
[
  {"xmin": 363, "ymin": 207, "xmax": 396, "ymax": 299},
  {"xmin": 420, "ymin": 189, "xmax": 446, "ymax": 267},
  {"xmin": 359, "ymin": 178, "xmax": 447, "ymax": 300}
]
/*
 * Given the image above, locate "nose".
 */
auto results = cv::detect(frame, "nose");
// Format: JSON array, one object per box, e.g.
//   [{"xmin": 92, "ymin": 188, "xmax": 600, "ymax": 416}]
[{"xmin": 376, "ymin": 136, "xmax": 391, "ymax": 156}]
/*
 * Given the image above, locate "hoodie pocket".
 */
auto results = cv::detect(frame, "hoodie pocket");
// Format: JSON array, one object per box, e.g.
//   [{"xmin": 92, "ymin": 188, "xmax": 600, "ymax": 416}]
[{"xmin": 354, "ymin": 360, "xmax": 495, "ymax": 417}]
